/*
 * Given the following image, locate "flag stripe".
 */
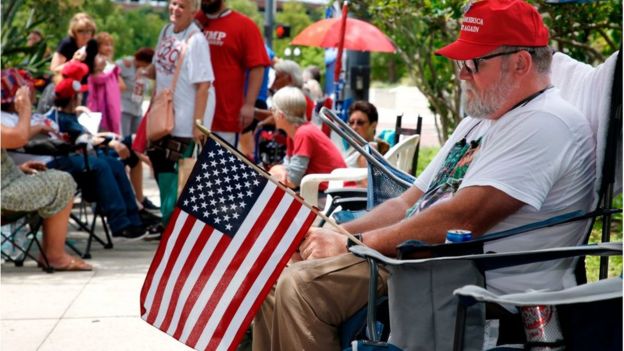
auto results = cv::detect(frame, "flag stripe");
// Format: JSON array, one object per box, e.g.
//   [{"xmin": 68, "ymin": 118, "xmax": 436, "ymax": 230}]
[
  {"xmin": 205, "ymin": 201, "xmax": 310, "ymax": 351},
  {"xmin": 155, "ymin": 221, "xmax": 213, "ymax": 330},
  {"xmin": 140, "ymin": 207, "xmax": 182, "ymax": 315},
  {"xmin": 159, "ymin": 224, "xmax": 218, "ymax": 333},
  {"xmin": 146, "ymin": 214, "xmax": 198, "ymax": 323},
  {"xmin": 185, "ymin": 184, "xmax": 287, "ymax": 347},
  {"xmin": 171, "ymin": 232, "xmax": 231, "ymax": 340},
  {"xmin": 142, "ymin": 208, "xmax": 188, "ymax": 318},
  {"xmin": 220, "ymin": 207, "xmax": 316, "ymax": 351},
  {"xmin": 178, "ymin": 182, "xmax": 280, "ymax": 343}
]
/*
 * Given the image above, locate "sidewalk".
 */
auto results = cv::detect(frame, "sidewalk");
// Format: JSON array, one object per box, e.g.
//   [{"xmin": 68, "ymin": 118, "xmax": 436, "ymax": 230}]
[{"xmin": 1, "ymin": 171, "xmax": 193, "ymax": 351}]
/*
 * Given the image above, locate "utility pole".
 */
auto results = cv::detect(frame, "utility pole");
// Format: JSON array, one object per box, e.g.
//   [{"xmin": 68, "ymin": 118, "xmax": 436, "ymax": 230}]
[{"xmin": 264, "ymin": 0, "xmax": 275, "ymax": 49}]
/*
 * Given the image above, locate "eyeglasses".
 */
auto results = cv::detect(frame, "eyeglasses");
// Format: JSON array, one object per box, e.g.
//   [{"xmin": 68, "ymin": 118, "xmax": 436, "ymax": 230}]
[
  {"xmin": 455, "ymin": 49, "xmax": 534, "ymax": 74},
  {"xmin": 348, "ymin": 119, "xmax": 368, "ymax": 127},
  {"xmin": 76, "ymin": 29, "xmax": 93, "ymax": 35}
]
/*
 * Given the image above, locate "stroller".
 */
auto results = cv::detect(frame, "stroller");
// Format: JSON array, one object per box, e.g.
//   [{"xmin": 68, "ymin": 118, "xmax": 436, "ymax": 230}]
[{"xmin": 254, "ymin": 124, "xmax": 288, "ymax": 170}]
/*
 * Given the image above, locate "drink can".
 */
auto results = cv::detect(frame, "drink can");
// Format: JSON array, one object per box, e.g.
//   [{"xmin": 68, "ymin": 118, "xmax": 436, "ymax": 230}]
[
  {"xmin": 521, "ymin": 305, "xmax": 565, "ymax": 350},
  {"xmin": 445, "ymin": 229, "xmax": 472, "ymax": 243}
]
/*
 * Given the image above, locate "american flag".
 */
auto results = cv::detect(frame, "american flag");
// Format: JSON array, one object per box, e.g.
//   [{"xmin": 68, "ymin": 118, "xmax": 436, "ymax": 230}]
[{"xmin": 140, "ymin": 137, "xmax": 317, "ymax": 351}]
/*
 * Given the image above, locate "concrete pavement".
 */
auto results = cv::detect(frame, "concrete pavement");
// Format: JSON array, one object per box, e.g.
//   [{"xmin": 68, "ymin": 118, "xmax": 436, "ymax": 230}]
[{"xmin": 1, "ymin": 172, "xmax": 194, "ymax": 351}]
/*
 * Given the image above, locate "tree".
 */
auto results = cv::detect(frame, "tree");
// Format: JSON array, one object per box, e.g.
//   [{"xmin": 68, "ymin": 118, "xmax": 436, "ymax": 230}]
[
  {"xmin": 2, "ymin": 0, "xmax": 166, "ymax": 74},
  {"xmin": 274, "ymin": 2, "xmax": 325, "ymax": 75},
  {"xmin": 355, "ymin": 0, "xmax": 622, "ymax": 143}
]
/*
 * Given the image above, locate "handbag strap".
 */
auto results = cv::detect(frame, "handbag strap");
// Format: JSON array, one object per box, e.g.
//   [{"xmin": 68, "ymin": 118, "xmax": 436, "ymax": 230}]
[{"xmin": 169, "ymin": 28, "xmax": 200, "ymax": 94}]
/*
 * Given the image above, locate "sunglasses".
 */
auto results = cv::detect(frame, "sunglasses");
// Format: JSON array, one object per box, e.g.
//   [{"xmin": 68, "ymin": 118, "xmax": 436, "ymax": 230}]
[
  {"xmin": 348, "ymin": 119, "xmax": 368, "ymax": 127},
  {"xmin": 455, "ymin": 49, "xmax": 534, "ymax": 74}
]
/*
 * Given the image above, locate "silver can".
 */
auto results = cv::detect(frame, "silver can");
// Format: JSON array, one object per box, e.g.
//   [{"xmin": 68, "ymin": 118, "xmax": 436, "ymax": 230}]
[{"xmin": 520, "ymin": 305, "xmax": 565, "ymax": 350}]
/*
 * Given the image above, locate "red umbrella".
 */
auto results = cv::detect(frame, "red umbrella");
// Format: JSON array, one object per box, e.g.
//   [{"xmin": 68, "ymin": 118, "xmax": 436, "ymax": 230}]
[{"xmin": 291, "ymin": 17, "xmax": 396, "ymax": 54}]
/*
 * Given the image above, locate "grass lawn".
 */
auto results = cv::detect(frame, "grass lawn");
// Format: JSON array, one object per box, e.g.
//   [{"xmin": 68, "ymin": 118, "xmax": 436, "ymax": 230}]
[{"xmin": 415, "ymin": 146, "xmax": 622, "ymax": 281}]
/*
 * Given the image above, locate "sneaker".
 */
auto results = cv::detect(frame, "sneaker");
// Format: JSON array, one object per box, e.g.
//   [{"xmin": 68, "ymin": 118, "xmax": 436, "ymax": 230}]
[
  {"xmin": 112, "ymin": 226, "xmax": 147, "ymax": 241},
  {"xmin": 144, "ymin": 223, "xmax": 164, "ymax": 241},
  {"xmin": 142, "ymin": 197, "xmax": 160, "ymax": 210},
  {"xmin": 140, "ymin": 209, "xmax": 162, "ymax": 227}
]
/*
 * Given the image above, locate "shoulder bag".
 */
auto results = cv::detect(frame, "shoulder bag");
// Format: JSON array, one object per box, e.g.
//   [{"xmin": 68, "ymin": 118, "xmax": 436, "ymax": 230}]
[{"xmin": 146, "ymin": 28, "xmax": 196, "ymax": 141}]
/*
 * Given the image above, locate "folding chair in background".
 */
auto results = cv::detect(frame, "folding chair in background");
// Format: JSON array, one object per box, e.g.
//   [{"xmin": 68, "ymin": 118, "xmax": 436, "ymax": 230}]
[
  {"xmin": 300, "ymin": 107, "xmax": 417, "ymax": 227},
  {"xmin": 69, "ymin": 144, "xmax": 114, "ymax": 259},
  {"xmin": 341, "ymin": 49, "xmax": 622, "ymax": 351}
]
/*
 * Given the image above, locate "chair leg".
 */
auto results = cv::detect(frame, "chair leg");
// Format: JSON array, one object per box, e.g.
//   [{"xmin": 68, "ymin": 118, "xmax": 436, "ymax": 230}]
[{"xmin": 98, "ymin": 212, "xmax": 113, "ymax": 249}]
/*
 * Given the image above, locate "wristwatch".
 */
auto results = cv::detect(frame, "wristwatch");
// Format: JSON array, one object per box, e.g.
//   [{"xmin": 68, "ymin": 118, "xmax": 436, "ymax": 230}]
[{"xmin": 346, "ymin": 233, "xmax": 363, "ymax": 250}]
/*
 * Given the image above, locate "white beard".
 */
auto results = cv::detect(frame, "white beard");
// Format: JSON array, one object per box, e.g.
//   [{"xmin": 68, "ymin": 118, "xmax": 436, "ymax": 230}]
[{"xmin": 461, "ymin": 69, "xmax": 517, "ymax": 119}]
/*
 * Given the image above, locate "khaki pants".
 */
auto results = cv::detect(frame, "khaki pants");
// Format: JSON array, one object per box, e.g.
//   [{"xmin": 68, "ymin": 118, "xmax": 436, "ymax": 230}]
[{"xmin": 252, "ymin": 254, "xmax": 389, "ymax": 351}]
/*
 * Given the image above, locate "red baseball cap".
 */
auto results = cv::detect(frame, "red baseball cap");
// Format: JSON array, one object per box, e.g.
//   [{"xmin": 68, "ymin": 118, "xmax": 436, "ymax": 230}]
[{"xmin": 435, "ymin": 0, "xmax": 549, "ymax": 60}]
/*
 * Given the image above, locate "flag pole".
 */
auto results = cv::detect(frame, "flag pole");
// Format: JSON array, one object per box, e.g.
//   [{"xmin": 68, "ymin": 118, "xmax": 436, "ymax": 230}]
[{"xmin": 195, "ymin": 121, "xmax": 363, "ymax": 245}]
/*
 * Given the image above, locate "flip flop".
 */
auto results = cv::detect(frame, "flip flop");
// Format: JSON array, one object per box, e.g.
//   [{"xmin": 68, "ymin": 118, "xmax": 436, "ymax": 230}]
[{"xmin": 51, "ymin": 257, "xmax": 93, "ymax": 272}]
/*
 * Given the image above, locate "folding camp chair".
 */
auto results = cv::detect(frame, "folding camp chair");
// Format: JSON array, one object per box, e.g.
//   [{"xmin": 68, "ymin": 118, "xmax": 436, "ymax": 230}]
[
  {"xmin": 348, "ymin": 242, "xmax": 622, "ymax": 351},
  {"xmin": 69, "ymin": 145, "xmax": 114, "ymax": 259},
  {"xmin": 1, "ymin": 211, "xmax": 53, "ymax": 273},
  {"xmin": 9, "ymin": 140, "xmax": 114, "ymax": 259},
  {"xmin": 341, "ymin": 50, "xmax": 622, "ymax": 350},
  {"xmin": 299, "ymin": 107, "xmax": 417, "ymax": 226},
  {"xmin": 451, "ymin": 243, "xmax": 622, "ymax": 351}
]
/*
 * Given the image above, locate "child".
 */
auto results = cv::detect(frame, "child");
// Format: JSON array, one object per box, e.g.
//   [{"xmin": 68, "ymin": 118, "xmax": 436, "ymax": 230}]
[{"xmin": 87, "ymin": 53, "xmax": 121, "ymax": 133}]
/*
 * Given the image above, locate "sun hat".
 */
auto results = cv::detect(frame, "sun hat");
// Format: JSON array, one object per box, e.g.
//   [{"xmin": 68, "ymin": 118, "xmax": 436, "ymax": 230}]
[
  {"xmin": 1, "ymin": 68, "xmax": 34, "ymax": 104},
  {"xmin": 435, "ymin": 0, "xmax": 549, "ymax": 60}
]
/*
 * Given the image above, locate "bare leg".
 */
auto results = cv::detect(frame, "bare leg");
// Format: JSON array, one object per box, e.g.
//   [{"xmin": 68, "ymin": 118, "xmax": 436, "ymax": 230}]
[{"xmin": 41, "ymin": 199, "xmax": 90, "ymax": 269}]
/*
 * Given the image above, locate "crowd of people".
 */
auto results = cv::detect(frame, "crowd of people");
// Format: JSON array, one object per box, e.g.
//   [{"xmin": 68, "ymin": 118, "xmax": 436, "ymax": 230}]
[
  {"xmin": 0, "ymin": 0, "xmax": 605, "ymax": 348},
  {"xmin": 1, "ymin": 0, "xmax": 357, "ymax": 265}
]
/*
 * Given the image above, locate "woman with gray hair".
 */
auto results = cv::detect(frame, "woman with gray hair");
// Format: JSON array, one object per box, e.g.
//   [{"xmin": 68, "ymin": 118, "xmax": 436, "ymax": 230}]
[{"xmin": 268, "ymin": 87, "xmax": 345, "ymax": 190}]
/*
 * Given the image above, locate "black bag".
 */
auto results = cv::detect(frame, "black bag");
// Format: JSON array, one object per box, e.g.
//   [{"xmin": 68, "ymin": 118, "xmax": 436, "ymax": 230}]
[{"xmin": 19, "ymin": 138, "xmax": 74, "ymax": 156}]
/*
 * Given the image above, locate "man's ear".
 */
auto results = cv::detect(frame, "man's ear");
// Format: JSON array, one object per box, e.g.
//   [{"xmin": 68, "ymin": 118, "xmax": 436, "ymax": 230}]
[{"xmin": 514, "ymin": 51, "xmax": 533, "ymax": 76}]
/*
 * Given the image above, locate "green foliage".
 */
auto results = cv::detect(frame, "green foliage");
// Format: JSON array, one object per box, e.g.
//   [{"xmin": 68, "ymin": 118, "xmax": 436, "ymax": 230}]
[
  {"xmin": 357, "ymin": 0, "xmax": 622, "ymax": 143},
  {"xmin": 586, "ymin": 194, "xmax": 623, "ymax": 282},
  {"xmin": 415, "ymin": 146, "xmax": 440, "ymax": 177},
  {"xmin": 2, "ymin": 0, "xmax": 166, "ymax": 74},
  {"xmin": 229, "ymin": 0, "xmax": 263, "ymax": 28},
  {"xmin": 274, "ymin": 2, "xmax": 325, "ymax": 75}
]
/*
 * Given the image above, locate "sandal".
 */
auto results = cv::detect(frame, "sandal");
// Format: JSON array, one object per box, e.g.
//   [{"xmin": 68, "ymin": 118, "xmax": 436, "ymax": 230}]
[{"xmin": 51, "ymin": 257, "xmax": 93, "ymax": 272}]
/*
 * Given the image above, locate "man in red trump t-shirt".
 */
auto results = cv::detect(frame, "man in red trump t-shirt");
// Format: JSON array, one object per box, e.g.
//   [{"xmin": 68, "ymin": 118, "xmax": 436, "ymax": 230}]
[{"xmin": 195, "ymin": 0, "xmax": 271, "ymax": 146}]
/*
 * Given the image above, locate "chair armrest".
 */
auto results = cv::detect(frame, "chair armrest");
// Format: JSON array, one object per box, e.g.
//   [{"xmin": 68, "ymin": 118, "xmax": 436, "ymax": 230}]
[
  {"xmin": 300, "ymin": 168, "xmax": 368, "ymax": 207},
  {"xmin": 324, "ymin": 188, "xmax": 367, "ymax": 198},
  {"xmin": 334, "ymin": 197, "xmax": 368, "ymax": 211}
]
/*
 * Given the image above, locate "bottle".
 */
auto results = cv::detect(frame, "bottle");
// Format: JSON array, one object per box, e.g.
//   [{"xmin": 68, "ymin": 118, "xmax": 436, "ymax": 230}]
[{"xmin": 445, "ymin": 229, "xmax": 472, "ymax": 243}]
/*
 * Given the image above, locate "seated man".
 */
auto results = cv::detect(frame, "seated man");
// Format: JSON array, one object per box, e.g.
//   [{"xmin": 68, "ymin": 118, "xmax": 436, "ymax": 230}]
[{"xmin": 252, "ymin": 0, "xmax": 595, "ymax": 349}]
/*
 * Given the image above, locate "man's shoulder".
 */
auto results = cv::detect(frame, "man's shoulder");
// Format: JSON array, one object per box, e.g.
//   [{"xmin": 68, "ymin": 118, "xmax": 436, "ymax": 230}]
[{"xmin": 229, "ymin": 10, "xmax": 257, "ymax": 24}]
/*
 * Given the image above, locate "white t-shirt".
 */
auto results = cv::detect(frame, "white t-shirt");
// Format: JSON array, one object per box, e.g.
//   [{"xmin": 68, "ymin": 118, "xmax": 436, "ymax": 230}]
[
  {"xmin": 154, "ymin": 23, "xmax": 215, "ymax": 138},
  {"xmin": 414, "ymin": 88, "xmax": 595, "ymax": 295}
]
